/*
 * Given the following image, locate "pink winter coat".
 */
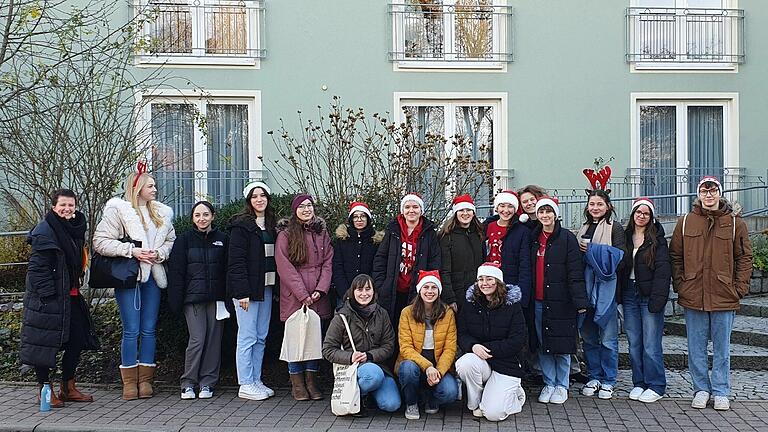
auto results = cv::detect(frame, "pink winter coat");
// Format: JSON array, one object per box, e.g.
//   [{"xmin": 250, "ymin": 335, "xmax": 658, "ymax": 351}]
[{"xmin": 275, "ymin": 218, "xmax": 334, "ymax": 321}]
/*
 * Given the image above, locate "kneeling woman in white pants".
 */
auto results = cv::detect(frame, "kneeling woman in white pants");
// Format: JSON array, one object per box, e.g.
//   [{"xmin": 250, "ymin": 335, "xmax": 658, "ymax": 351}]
[{"xmin": 456, "ymin": 263, "xmax": 527, "ymax": 421}]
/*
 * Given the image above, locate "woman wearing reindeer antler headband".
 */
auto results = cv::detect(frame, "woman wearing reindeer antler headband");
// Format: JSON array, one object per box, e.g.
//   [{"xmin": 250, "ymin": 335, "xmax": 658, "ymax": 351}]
[{"xmin": 93, "ymin": 161, "xmax": 176, "ymax": 400}]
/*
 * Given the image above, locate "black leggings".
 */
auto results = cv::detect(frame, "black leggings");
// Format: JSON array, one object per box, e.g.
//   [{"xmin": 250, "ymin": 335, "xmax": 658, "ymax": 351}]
[{"xmin": 35, "ymin": 296, "xmax": 88, "ymax": 384}]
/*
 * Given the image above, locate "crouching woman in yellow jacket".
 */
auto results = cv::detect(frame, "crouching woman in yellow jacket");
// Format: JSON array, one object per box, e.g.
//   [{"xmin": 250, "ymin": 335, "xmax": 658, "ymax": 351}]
[{"xmin": 396, "ymin": 270, "xmax": 458, "ymax": 420}]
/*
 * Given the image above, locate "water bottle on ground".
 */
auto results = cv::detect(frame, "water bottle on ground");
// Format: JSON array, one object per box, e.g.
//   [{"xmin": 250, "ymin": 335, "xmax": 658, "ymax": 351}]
[{"xmin": 40, "ymin": 383, "xmax": 51, "ymax": 412}]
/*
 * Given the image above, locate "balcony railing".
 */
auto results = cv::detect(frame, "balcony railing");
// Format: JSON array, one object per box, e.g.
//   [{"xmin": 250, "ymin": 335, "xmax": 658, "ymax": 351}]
[
  {"xmin": 625, "ymin": 7, "xmax": 744, "ymax": 65},
  {"xmin": 134, "ymin": 1, "xmax": 265, "ymax": 64},
  {"xmin": 155, "ymin": 169, "xmax": 266, "ymax": 216},
  {"xmin": 389, "ymin": 1, "xmax": 513, "ymax": 65}
]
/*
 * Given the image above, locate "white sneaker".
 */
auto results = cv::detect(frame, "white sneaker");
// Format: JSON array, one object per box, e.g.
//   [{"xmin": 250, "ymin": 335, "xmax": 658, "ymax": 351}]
[
  {"xmin": 198, "ymin": 386, "xmax": 213, "ymax": 399},
  {"xmin": 405, "ymin": 404, "xmax": 420, "ymax": 420},
  {"xmin": 472, "ymin": 408, "xmax": 484, "ymax": 418},
  {"xmin": 238, "ymin": 383, "xmax": 269, "ymax": 401},
  {"xmin": 549, "ymin": 386, "xmax": 568, "ymax": 404},
  {"xmin": 538, "ymin": 385, "xmax": 555, "ymax": 403},
  {"xmin": 691, "ymin": 391, "xmax": 710, "ymax": 409},
  {"xmin": 517, "ymin": 386, "xmax": 526, "ymax": 405},
  {"xmin": 629, "ymin": 386, "xmax": 644, "ymax": 400},
  {"xmin": 598, "ymin": 384, "xmax": 614, "ymax": 400},
  {"xmin": 181, "ymin": 387, "xmax": 196, "ymax": 400},
  {"xmin": 254, "ymin": 381, "xmax": 275, "ymax": 397},
  {"xmin": 713, "ymin": 396, "xmax": 730, "ymax": 411},
  {"xmin": 582, "ymin": 380, "xmax": 601, "ymax": 397},
  {"xmin": 638, "ymin": 389, "xmax": 662, "ymax": 403}
]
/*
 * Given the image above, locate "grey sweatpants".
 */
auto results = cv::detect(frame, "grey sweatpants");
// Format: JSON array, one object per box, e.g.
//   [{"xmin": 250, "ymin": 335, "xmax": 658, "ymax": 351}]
[{"xmin": 180, "ymin": 302, "xmax": 223, "ymax": 390}]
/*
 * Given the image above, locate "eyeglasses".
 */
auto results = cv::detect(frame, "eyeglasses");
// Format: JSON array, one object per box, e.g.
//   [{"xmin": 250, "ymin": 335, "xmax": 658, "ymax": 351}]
[
  {"xmin": 635, "ymin": 211, "xmax": 651, "ymax": 218},
  {"xmin": 698, "ymin": 188, "xmax": 720, "ymax": 197},
  {"xmin": 297, "ymin": 203, "xmax": 314, "ymax": 210},
  {"xmin": 352, "ymin": 215, "xmax": 367, "ymax": 221}
]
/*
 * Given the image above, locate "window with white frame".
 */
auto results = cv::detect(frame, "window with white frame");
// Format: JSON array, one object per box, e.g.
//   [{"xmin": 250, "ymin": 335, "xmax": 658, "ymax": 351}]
[
  {"xmin": 389, "ymin": 0, "xmax": 513, "ymax": 69},
  {"xmin": 145, "ymin": 95, "xmax": 261, "ymax": 214},
  {"xmin": 626, "ymin": 0, "xmax": 744, "ymax": 69},
  {"xmin": 396, "ymin": 95, "xmax": 507, "ymax": 207},
  {"xmin": 135, "ymin": 0, "xmax": 265, "ymax": 66},
  {"xmin": 633, "ymin": 97, "xmax": 737, "ymax": 214}
]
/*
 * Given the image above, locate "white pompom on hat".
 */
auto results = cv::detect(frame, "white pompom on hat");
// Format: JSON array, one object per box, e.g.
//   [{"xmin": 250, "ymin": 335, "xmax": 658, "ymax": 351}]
[
  {"xmin": 242, "ymin": 181, "xmax": 270, "ymax": 198},
  {"xmin": 476, "ymin": 262, "xmax": 504, "ymax": 284},
  {"xmin": 400, "ymin": 193, "xmax": 424, "ymax": 214},
  {"xmin": 416, "ymin": 270, "xmax": 442, "ymax": 294},
  {"xmin": 534, "ymin": 196, "xmax": 560, "ymax": 220}
]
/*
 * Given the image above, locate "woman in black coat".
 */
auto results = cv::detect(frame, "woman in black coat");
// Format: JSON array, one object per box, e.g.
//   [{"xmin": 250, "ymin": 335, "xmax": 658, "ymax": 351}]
[
  {"xmin": 332, "ymin": 202, "xmax": 383, "ymax": 306},
  {"xmin": 529, "ymin": 197, "xmax": 588, "ymax": 405},
  {"xmin": 438, "ymin": 194, "xmax": 484, "ymax": 311},
  {"xmin": 20, "ymin": 189, "xmax": 98, "ymax": 407},
  {"xmin": 168, "ymin": 201, "xmax": 229, "ymax": 400},
  {"xmin": 372, "ymin": 194, "xmax": 441, "ymax": 324},
  {"xmin": 617, "ymin": 198, "xmax": 671, "ymax": 403}
]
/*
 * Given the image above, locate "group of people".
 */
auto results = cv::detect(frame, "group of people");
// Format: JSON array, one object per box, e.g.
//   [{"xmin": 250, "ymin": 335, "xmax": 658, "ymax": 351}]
[{"xmin": 19, "ymin": 168, "xmax": 752, "ymax": 419}]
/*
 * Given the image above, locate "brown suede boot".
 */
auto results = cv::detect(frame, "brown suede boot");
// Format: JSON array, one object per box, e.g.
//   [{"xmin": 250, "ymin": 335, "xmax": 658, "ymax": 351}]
[
  {"xmin": 289, "ymin": 373, "xmax": 310, "ymax": 401},
  {"xmin": 59, "ymin": 378, "xmax": 94, "ymax": 402},
  {"xmin": 304, "ymin": 371, "xmax": 323, "ymax": 401},
  {"xmin": 137, "ymin": 364, "xmax": 156, "ymax": 399},
  {"xmin": 38, "ymin": 384, "xmax": 65, "ymax": 408},
  {"xmin": 119, "ymin": 366, "xmax": 139, "ymax": 401}
]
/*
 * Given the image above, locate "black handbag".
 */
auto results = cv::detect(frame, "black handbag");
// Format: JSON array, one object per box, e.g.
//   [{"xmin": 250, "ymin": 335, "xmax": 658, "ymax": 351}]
[{"xmin": 89, "ymin": 238, "xmax": 142, "ymax": 289}]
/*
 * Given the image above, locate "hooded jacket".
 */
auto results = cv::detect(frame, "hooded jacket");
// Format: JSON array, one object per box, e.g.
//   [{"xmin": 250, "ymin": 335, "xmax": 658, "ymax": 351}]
[
  {"xmin": 482, "ymin": 214, "xmax": 533, "ymax": 308},
  {"xmin": 372, "ymin": 216, "xmax": 441, "ymax": 321},
  {"xmin": 168, "ymin": 227, "xmax": 228, "ymax": 314},
  {"xmin": 584, "ymin": 243, "xmax": 624, "ymax": 329},
  {"xmin": 457, "ymin": 284, "xmax": 527, "ymax": 377},
  {"xmin": 617, "ymin": 220, "xmax": 671, "ymax": 314},
  {"xmin": 92, "ymin": 197, "xmax": 175, "ymax": 288},
  {"xmin": 669, "ymin": 198, "xmax": 753, "ymax": 311},
  {"xmin": 332, "ymin": 222, "xmax": 384, "ymax": 299},
  {"xmin": 275, "ymin": 217, "xmax": 334, "ymax": 321}
]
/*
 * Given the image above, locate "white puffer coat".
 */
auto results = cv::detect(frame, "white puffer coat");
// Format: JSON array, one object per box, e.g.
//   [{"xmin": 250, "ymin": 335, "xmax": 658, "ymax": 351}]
[{"xmin": 93, "ymin": 197, "xmax": 176, "ymax": 288}]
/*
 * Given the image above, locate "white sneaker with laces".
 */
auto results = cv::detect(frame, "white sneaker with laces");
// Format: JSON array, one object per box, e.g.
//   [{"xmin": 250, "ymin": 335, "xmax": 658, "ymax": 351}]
[
  {"xmin": 549, "ymin": 386, "xmax": 568, "ymax": 404},
  {"xmin": 629, "ymin": 386, "xmax": 644, "ymax": 400},
  {"xmin": 198, "ymin": 386, "xmax": 213, "ymax": 399},
  {"xmin": 713, "ymin": 396, "xmax": 730, "ymax": 411},
  {"xmin": 638, "ymin": 389, "xmax": 662, "ymax": 403},
  {"xmin": 254, "ymin": 381, "xmax": 275, "ymax": 397},
  {"xmin": 691, "ymin": 391, "xmax": 710, "ymax": 409},
  {"xmin": 238, "ymin": 383, "xmax": 269, "ymax": 401},
  {"xmin": 538, "ymin": 385, "xmax": 555, "ymax": 403},
  {"xmin": 582, "ymin": 380, "xmax": 601, "ymax": 397},
  {"xmin": 472, "ymin": 408, "xmax": 484, "ymax": 418},
  {"xmin": 598, "ymin": 384, "xmax": 614, "ymax": 399},
  {"xmin": 405, "ymin": 404, "xmax": 420, "ymax": 420},
  {"xmin": 181, "ymin": 387, "xmax": 196, "ymax": 400}
]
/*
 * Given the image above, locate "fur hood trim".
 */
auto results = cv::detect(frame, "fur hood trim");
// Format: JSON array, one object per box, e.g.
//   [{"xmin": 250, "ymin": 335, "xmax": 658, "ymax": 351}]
[
  {"xmin": 334, "ymin": 223, "xmax": 384, "ymax": 244},
  {"xmin": 465, "ymin": 283, "xmax": 522, "ymax": 306},
  {"xmin": 277, "ymin": 216, "xmax": 327, "ymax": 234}
]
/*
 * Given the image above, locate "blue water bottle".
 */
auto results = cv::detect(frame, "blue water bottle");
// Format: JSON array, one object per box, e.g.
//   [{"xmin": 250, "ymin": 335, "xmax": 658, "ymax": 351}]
[{"xmin": 40, "ymin": 383, "xmax": 51, "ymax": 412}]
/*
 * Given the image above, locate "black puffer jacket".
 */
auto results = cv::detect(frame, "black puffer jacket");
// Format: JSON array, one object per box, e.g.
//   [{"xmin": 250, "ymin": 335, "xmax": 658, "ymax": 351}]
[
  {"xmin": 226, "ymin": 215, "xmax": 275, "ymax": 301},
  {"xmin": 457, "ymin": 284, "xmax": 527, "ymax": 377},
  {"xmin": 20, "ymin": 213, "xmax": 98, "ymax": 368},
  {"xmin": 168, "ymin": 227, "xmax": 229, "ymax": 314},
  {"xmin": 529, "ymin": 222, "xmax": 589, "ymax": 354},
  {"xmin": 618, "ymin": 220, "xmax": 672, "ymax": 313},
  {"xmin": 372, "ymin": 217, "xmax": 441, "ymax": 321},
  {"xmin": 332, "ymin": 222, "xmax": 384, "ymax": 299},
  {"xmin": 439, "ymin": 224, "xmax": 484, "ymax": 307},
  {"xmin": 483, "ymin": 215, "xmax": 533, "ymax": 307}
]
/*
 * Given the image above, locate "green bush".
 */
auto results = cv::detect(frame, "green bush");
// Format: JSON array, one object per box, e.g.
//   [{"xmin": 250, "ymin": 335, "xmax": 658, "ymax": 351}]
[
  {"xmin": 752, "ymin": 233, "xmax": 768, "ymax": 271},
  {"xmin": 0, "ymin": 233, "xmax": 30, "ymax": 293},
  {"xmin": 172, "ymin": 194, "xmax": 295, "ymax": 235}
]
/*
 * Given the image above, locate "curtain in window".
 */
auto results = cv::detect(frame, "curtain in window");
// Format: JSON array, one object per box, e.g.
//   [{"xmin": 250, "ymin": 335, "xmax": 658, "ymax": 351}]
[
  {"xmin": 687, "ymin": 105, "xmax": 724, "ymax": 193},
  {"xmin": 639, "ymin": 105, "xmax": 676, "ymax": 214},
  {"xmin": 455, "ymin": 105, "xmax": 493, "ymax": 206},
  {"xmin": 152, "ymin": 104, "xmax": 195, "ymax": 216},
  {"xmin": 206, "ymin": 104, "xmax": 249, "ymax": 207},
  {"xmin": 405, "ymin": 105, "xmax": 444, "ymax": 211}
]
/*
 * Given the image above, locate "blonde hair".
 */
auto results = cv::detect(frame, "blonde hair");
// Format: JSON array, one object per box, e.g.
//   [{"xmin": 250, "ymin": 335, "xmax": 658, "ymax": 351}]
[{"xmin": 125, "ymin": 172, "xmax": 163, "ymax": 229}]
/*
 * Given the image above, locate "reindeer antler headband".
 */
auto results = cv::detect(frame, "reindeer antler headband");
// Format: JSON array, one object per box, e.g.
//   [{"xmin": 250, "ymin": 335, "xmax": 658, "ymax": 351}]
[
  {"xmin": 583, "ymin": 165, "xmax": 612, "ymax": 195},
  {"xmin": 132, "ymin": 160, "xmax": 148, "ymax": 189}
]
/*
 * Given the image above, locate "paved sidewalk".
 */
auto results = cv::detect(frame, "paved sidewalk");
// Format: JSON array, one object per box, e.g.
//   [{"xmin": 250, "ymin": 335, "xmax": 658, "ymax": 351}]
[{"xmin": 2, "ymin": 370, "xmax": 768, "ymax": 432}]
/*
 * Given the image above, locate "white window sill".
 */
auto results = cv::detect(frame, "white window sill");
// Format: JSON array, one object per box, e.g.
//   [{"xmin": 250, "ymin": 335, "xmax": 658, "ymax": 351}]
[
  {"xmin": 394, "ymin": 60, "xmax": 506, "ymax": 72},
  {"xmin": 631, "ymin": 62, "xmax": 738, "ymax": 72},
  {"xmin": 135, "ymin": 55, "xmax": 260, "ymax": 68}
]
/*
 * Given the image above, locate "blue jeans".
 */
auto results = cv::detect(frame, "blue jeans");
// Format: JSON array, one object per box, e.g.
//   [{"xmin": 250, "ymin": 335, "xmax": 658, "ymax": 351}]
[
  {"xmin": 288, "ymin": 360, "xmax": 319, "ymax": 374},
  {"xmin": 580, "ymin": 306, "xmax": 619, "ymax": 386},
  {"xmin": 114, "ymin": 277, "xmax": 161, "ymax": 366},
  {"xmin": 233, "ymin": 286, "xmax": 272, "ymax": 385},
  {"xmin": 357, "ymin": 363, "xmax": 401, "ymax": 412},
  {"xmin": 684, "ymin": 308, "xmax": 735, "ymax": 397},
  {"xmin": 534, "ymin": 301, "xmax": 571, "ymax": 388},
  {"xmin": 398, "ymin": 360, "xmax": 458, "ymax": 407},
  {"xmin": 622, "ymin": 280, "xmax": 666, "ymax": 395}
]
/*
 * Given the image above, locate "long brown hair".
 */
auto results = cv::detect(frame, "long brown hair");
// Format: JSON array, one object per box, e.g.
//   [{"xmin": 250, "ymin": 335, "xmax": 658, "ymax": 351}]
[
  {"xmin": 473, "ymin": 279, "xmax": 508, "ymax": 309},
  {"xmin": 626, "ymin": 207, "xmax": 658, "ymax": 269},
  {"xmin": 410, "ymin": 288, "xmax": 448, "ymax": 324},
  {"xmin": 439, "ymin": 211, "xmax": 484, "ymax": 240},
  {"xmin": 285, "ymin": 214, "xmax": 310, "ymax": 266}
]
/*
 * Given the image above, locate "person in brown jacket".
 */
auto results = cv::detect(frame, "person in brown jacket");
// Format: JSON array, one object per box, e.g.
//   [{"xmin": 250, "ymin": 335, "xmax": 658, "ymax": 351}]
[{"xmin": 669, "ymin": 176, "xmax": 753, "ymax": 411}]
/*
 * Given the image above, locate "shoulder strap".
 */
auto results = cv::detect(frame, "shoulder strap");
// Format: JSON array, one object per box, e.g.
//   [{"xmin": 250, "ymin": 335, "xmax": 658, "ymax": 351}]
[{"xmin": 339, "ymin": 314, "xmax": 357, "ymax": 352}]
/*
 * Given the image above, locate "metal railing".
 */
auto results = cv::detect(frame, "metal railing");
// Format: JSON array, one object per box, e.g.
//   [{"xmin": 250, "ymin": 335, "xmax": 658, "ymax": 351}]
[
  {"xmin": 389, "ymin": 1, "xmax": 513, "ymax": 63},
  {"xmin": 625, "ymin": 7, "xmax": 744, "ymax": 64},
  {"xmin": 155, "ymin": 169, "xmax": 267, "ymax": 216},
  {"xmin": 134, "ymin": 1, "xmax": 266, "ymax": 59}
]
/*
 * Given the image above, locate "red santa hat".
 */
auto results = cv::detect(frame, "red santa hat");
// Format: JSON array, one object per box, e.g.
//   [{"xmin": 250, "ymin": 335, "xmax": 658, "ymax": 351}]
[
  {"xmin": 452, "ymin": 194, "xmax": 476, "ymax": 213},
  {"xmin": 631, "ymin": 197, "xmax": 655, "ymax": 218},
  {"xmin": 401, "ymin": 193, "xmax": 424, "ymax": 214},
  {"xmin": 416, "ymin": 270, "xmax": 442, "ymax": 294},
  {"xmin": 348, "ymin": 201, "xmax": 372, "ymax": 219},
  {"xmin": 476, "ymin": 262, "xmax": 504, "ymax": 284},
  {"xmin": 697, "ymin": 176, "xmax": 722, "ymax": 193},
  {"xmin": 534, "ymin": 196, "xmax": 560, "ymax": 220},
  {"xmin": 493, "ymin": 190, "xmax": 519, "ymax": 211}
]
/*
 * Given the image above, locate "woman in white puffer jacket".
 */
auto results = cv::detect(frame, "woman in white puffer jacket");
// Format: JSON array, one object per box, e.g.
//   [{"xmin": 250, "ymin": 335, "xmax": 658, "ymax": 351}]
[{"xmin": 93, "ymin": 169, "xmax": 175, "ymax": 400}]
